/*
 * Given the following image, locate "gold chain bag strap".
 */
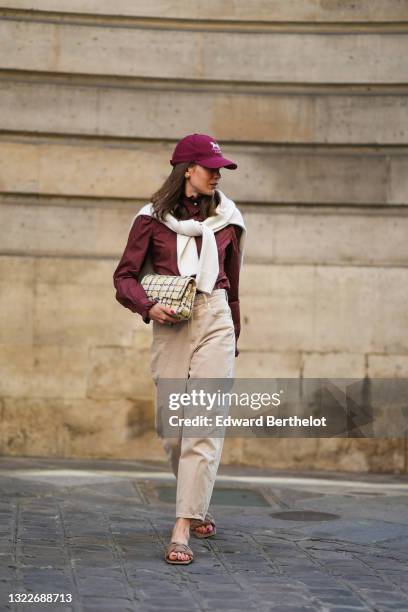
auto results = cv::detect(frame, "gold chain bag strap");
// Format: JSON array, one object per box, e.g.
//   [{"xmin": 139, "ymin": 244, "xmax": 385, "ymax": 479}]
[{"xmin": 141, "ymin": 274, "xmax": 197, "ymax": 320}]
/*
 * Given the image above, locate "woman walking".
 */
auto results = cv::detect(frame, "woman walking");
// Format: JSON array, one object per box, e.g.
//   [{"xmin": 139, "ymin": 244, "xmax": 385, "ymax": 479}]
[{"xmin": 113, "ymin": 134, "xmax": 246, "ymax": 564}]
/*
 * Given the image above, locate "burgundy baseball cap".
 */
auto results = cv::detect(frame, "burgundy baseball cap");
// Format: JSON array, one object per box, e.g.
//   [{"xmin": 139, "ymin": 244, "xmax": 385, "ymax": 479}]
[{"xmin": 170, "ymin": 133, "xmax": 237, "ymax": 170}]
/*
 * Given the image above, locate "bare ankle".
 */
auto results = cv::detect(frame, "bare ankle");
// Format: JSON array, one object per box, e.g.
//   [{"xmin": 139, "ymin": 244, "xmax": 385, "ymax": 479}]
[
  {"xmin": 175, "ymin": 517, "xmax": 190, "ymax": 524},
  {"xmin": 172, "ymin": 517, "xmax": 190, "ymax": 538}
]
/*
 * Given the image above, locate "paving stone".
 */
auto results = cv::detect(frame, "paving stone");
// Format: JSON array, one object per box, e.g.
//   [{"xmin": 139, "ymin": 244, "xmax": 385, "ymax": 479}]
[
  {"xmin": 1, "ymin": 457, "xmax": 408, "ymax": 612},
  {"xmin": 265, "ymin": 606, "xmax": 317, "ymax": 612},
  {"xmin": 317, "ymin": 596, "xmax": 369, "ymax": 606},
  {"xmin": 81, "ymin": 596, "xmax": 135, "ymax": 610},
  {"xmin": 326, "ymin": 608, "xmax": 370, "ymax": 611}
]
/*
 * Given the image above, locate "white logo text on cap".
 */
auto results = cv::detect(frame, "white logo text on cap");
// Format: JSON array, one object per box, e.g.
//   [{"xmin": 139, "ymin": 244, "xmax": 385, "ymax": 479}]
[{"xmin": 210, "ymin": 141, "xmax": 222, "ymax": 154}]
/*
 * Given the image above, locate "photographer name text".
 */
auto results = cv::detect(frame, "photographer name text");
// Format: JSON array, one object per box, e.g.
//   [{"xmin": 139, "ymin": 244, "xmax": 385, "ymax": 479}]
[{"xmin": 167, "ymin": 415, "xmax": 327, "ymax": 428}]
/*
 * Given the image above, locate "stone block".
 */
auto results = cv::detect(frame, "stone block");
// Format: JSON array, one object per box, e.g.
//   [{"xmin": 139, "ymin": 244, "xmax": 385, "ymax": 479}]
[
  {"xmin": 0, "ymin": 140, "xmax": 166, "ymax": 199},
  {"xmin": 1, "ymin": 397, "xmax": 65, "ymax": 455},
  {"xmin": 241, "ymin": 437, "xmax": 321, "ymax": 470},
  {"xmin": 35, "ymin": 256, "xmax": 117, "ymax": 287},
  {"xmin": 0, "ymin": 202, "xmax": 142, "ymax": 260},
  {"xmin": 236, "ymin": 437, "xmax": 406, "ymax": 473},
  {"xmin": 1, "ymin": 20, "xmax": 406, "ymax": 83},
  {"xmin": 313, "ymin": 266, "xmax": 408, "ymax": 354},
  {"xmin": 2, "ymin": 0, "xmax": 408, "ymax": 22},
  {"xmin": 235, "ymin": 351, "xmax": 301, "ymax": 378},
  {"xmin": 87, "ymin": 346, "xmax": 154, "ymax": 400},
  {"xmin": 238, "ymin": 264, "xmax": 408, "ymax": 355},
  {"xmin": 390, "ymin": 157, "xmax": 408, "ymax": 205},
  {"xmin": 2, "ymin": 80, "xmax": 408, "ymax": 145},
  {"xmin": 33, "ymin": 281, "xmax": 116, "ymax": 347},
  {"xmin": 0, "ymin": 397, "xmax": 162, "ymax": 458},
  {"xmin": 271, "ymin": 208, "xmax": 408, "ymax": 266},
  {"xmin": 310, "ymin": 438, "xmax": 406, "ymax": 473},
  {"xmin": 239, "ymin": 264, "xmax": 316, "ymax": 352},
  {"xmin": 0, "ymin": 344, "xmax": 89, "ymax": 398},
  {"xmin": 0, "ymin": 278, "xmax": 34, "ymax": 345},
  {"xmin": 367, "ymin": 354, "xmax": 408, "ymax": 378},
  {"xmin": 302, "ymin": 352, "xmax": 365, "ymax": 378},
  {"xmin": 0, "ymin": 202, "xmax": 125, "ymax": 257},
  {"xmin": 221, "ymin": 438, "xmax": 245, "ymax": 466},
  {"xmin": 32, "ymin": 261, "xmax": 148, "ymax": 348}
]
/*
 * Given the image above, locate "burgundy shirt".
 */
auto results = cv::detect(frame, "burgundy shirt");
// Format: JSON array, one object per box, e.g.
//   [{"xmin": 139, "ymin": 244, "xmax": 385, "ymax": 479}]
[{"xmin": 113, "ymin": 193, "xmax": 242, "ymax": 355}]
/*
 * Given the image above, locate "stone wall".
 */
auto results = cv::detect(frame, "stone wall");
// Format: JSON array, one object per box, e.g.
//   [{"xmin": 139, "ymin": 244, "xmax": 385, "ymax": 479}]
[{"xmin": 1, "ymin": 1, "xmax": 407, "ymax": 472}]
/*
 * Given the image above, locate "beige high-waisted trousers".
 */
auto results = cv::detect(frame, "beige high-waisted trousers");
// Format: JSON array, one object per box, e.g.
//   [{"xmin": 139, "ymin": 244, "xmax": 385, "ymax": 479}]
[{"xmin": 150, "ymin": 288, "xmax": 236, "ymax": 520}]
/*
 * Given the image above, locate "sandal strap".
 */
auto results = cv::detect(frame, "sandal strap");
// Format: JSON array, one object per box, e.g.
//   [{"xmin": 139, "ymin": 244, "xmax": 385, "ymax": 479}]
[
  {"xmin": 166, "ymin": 541, "xmax": 194, "ymax": 558},
  {"xmin": 190, "ymin": 512, "xmax": 215, "ymax": 529},
  {"xmin": 205, "ymin": 511, "xmax": 215, "ymax": 524}
]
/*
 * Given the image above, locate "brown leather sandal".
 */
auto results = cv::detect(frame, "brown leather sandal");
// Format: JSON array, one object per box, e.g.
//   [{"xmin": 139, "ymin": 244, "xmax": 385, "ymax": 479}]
[
  {"xmin": 164, "ymin": 541, "xmax": 194, "ymax": 565},
  {"xmin": 190, "ymin": 512, "xmax": 217, "ymax": 539}
]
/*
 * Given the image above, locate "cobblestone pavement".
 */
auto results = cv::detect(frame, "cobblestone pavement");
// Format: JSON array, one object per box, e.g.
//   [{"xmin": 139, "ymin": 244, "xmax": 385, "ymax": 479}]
[{"xmin": 0, "ymin": 457, "xmax": 408, "ymax": 612}]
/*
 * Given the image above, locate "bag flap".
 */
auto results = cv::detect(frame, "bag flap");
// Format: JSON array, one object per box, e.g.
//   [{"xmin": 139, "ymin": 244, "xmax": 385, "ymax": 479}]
[{"xmin": 141, "ymin": 274, "xmax": 196, "ymax": 300}]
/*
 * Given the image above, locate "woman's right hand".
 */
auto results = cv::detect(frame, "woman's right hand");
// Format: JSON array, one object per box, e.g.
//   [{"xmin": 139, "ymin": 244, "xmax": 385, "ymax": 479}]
[{"xmin": 148, "ymin": 303, "xmax": 182, "ymax": 325}]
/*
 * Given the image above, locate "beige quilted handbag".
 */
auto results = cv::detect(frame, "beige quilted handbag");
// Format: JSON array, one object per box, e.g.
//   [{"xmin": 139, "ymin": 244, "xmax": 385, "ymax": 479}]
[{"xmin": 141, "ymin": 274, "xmax": 197, "ymax": 320}]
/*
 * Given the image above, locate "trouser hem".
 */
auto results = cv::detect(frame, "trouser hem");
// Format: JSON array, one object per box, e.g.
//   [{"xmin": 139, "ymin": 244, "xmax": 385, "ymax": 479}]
[{"xmin": 176, "ymin": 513, "xmax": 205, "ymax": 521}]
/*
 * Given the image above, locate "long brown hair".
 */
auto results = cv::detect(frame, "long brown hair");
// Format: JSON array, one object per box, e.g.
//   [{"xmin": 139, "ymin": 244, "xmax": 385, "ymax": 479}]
[{"xmin": 150, "ymin": 162, "xmax": 220, "ymax": 221}]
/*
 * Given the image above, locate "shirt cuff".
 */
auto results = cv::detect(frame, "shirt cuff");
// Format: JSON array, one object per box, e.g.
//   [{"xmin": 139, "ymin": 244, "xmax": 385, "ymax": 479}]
[{"xmin": 141, "ymin": 299, "xmax": 158, "ymax": 324}]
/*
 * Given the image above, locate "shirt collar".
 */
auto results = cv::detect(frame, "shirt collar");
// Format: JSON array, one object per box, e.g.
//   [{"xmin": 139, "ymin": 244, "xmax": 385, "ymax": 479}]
[
  {"xmin": 182, "ymin": 193, "xmax": 203, "ymax": 207},
  {"xmin": 180, "ymin": 194, "xmax": 205, "ymax": 220}
]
